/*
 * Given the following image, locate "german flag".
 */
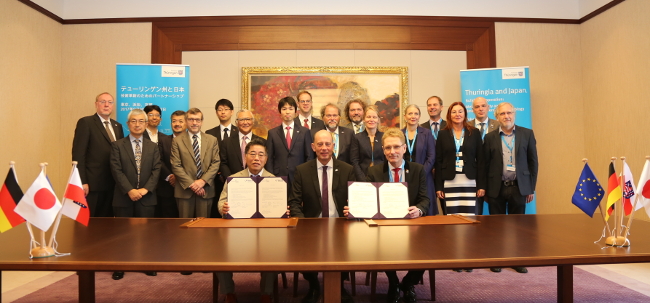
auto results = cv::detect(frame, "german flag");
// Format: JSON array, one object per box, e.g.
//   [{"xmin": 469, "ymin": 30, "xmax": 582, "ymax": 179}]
[
  {"xmin": 0, "ymin": 167, "xmax": 24, "ymax": 232},
  {"xmin": 605, "ymin": 162, "xmax": 622, "ymax": 221}
]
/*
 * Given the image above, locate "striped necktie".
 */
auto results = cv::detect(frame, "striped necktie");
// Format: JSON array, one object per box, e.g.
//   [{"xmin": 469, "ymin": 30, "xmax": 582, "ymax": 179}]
[{"xmin": 192, "ymin": 134, "xmax": 203, "ymax": 178}]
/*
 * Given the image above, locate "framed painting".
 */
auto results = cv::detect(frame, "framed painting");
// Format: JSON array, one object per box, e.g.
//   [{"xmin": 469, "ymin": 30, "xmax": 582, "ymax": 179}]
[{"xmin": 241, "ymin": 66, "xmax": 408, "ymax": 138}]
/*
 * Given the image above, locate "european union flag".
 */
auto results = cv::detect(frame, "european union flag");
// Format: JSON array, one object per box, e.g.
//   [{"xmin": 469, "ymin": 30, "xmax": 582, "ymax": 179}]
[{"xmin": 572, "ymin": 163, "xmax": 604, "ymax": 217}]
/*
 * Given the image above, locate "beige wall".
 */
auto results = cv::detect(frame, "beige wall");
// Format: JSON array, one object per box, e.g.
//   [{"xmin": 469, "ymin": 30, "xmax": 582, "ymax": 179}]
[{"xmin": 182, "ymin": 50, "xmax": 467, "ymax": 130}]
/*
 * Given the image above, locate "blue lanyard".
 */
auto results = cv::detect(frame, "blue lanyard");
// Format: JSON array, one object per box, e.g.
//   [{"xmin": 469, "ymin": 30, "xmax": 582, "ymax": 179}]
[
  {"xmin": 501, "ymin": 133, "xmax": 515, "ymax": 163},
  {"xmin": 388, "ymin": 161, "xmax": 406, "ymax": 182},
  {"xmin": 404, "ymin": 129, "xmax": 417, "ymax": 162},
  {"xmin": 454, "ymin": 129, "xmax": 465, "ymax": 162}
]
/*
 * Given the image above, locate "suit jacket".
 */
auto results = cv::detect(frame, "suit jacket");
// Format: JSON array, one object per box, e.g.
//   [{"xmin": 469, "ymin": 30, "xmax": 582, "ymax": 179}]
[
  {"xmin": 434, "ymin": 127, "xmax": 486, "ymax": 190},
  {"xmin": 350, "ymin": 130, "xmax": 384, "ymax": 181},
  {"xmin": 420, "ymin": 119, "xmax": 447, "ymax": 140},
  {"xmin": 217, "ymin": 169, "xmax": 275, "ymax": 216},
  {"xmin": 289, "ymin": 159, "xmax": 355, "ymax": 218},
  {"xmin": 156, "ymin": 133, "xmax": 175, "ymax": 198},
  {"xmin": 142, "ymin": 129, "xmax": 166, "ymax": 143},
  {"xmin": 366, "ymin": 161, "xmax": 429, "ymax": 215},
  {"xmin": 264, "ymin": 123, "xmax": 314, "ymax": 186},
  {"xmin": 110, "ymin": 136, "xmax": 161, "ymax": 207},
  {"xmin": 402, "ymin": 126, "xmax": 437, "ymax": 215},
  {"xmin": 469, "ymin": 118, "xmax": 498, "ymax": 140},
  {"xmin": 72, "ymin": 114, "xmax": 125, "ymax": 191},
  {"xmin": 332, "ymin": 126, "xmax": 354, "ymax": 164},
  {"xmin": 340, "ymin": 121, "xmax": 361, "ymax": 133},
  {"xmin": 294, "ymin": 116, "xmax": 325, "ymax": 140},
  {"xmin": 171, "ymin": 131, "xmax": 221, "ymax": 199},
  {"xmin": 206, "ymin": 124, "xmax": 238, "ymax": 145},
  {"xmin": 219, "ymin": 129, "xmax": 264, "ymax": 178},
  {"xmin": 483, "ymin": 125, "xmax": 538, "ymax": 198}
]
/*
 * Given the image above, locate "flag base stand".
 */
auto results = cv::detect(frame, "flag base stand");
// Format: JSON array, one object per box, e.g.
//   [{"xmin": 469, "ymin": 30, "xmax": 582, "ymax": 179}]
[
  {"xmin": 605, "ymin": 236, "xmax": 630, "ymax": 247},
  {"xmin": 31, "ymin": 246, "xmax": 55, "ymax": 258}
]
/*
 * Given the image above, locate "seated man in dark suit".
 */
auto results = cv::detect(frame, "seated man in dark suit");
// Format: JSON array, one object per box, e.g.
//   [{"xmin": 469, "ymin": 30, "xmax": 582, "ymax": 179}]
[
  {"xmin": 289, "ymin": 130, "xmax": 356, "ymax": 303},
  {"xmin": 345, "ymin": 127, "xmax": 429, "ymax": 303},
  {"xmin": 109, "ymin": 109, "xmax": 161, "ymax": 280}
]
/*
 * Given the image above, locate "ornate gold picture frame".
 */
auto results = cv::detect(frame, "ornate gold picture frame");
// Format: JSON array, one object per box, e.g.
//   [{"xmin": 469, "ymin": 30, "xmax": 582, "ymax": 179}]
[{"xmin": 242, "ymin": 66, "xmax": 408, "ymax": 138}]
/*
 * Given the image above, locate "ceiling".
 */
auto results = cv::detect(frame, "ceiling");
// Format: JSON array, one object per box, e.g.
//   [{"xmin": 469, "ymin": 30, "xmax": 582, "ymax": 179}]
[{"xmin": 31, "ymin": 0, "xmax": 615, "ymax": 21}]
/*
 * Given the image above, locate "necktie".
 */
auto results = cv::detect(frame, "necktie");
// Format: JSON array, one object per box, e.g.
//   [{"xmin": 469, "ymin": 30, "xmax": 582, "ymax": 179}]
[
  {"xmin": 304, "ymin": 119, "xmax": 309, "ymax": 129},
  {"xmin": 354, "ymin": 124, "xmax": 361, "ymax": 134},
  {"xmin": 192, "ymin": 134, "xmax": 203, "ymax": 178},
  {"xmin": 104, "ymin": 121, "xmax": 116, "ymax": 142},
  {"xmin": 223, "ymin": 127, "xmax": 229, "ymax": 139},
  {"xmin": 241, "ymin": 135, "xmax": 248, "ymax": 168},
  {"xmin": 285, "ymin": 126, "xmax": 292, "ymax": 149},
  {"xmin": 432, "ymin": 122, "xmax": 439, "ymax": 138},
  {"xmin": 321, "ymin": 165, "xmax": 329, "ymax": 218},
  {"xmin": 479, "ymin": 122, "xmax": 486, "ymax": 138},
  {"xmin": 393, "ymin": 167, "xmax": 401, "ymax": 183},
  {"xmin": 135, "ymin": 139, "xmax": 141, "ymax": 188},
  {"xmin": 331, "ymin": 132, "xmax": 339, "ymax": 157}
]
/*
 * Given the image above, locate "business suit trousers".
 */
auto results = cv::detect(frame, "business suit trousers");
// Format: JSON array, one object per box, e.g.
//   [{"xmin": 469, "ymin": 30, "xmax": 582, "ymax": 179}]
[
  {"xmin": 155, "ymin": 195, "xmax": 179, "ymax": 218},
  {"xmin": 177, "ymin": 195, "xmax": 213, "ymax": 218},
  {"xmin": 87, "ymin": 190, "xmax": 114, "ymax": 217},
  {"xmin": 385, "ymin": 270, "xmax": 425, "ymax": 287},
  {"xmin": 217, "ymin": 272, "xmax": 276, "ymax": 295},
  {"xmin": 487, "ymin": 184, "xmax": 526, "ymax": 215},
  {"xmin": 113, "ymin": 202, "xmax": 155, "ymax": 218}
]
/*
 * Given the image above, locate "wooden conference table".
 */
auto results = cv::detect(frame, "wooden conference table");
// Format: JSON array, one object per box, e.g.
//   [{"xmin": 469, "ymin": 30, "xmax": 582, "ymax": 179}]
[{"xmin": 2, "ymin": 214, "xmax": 650, "ymax": 303}]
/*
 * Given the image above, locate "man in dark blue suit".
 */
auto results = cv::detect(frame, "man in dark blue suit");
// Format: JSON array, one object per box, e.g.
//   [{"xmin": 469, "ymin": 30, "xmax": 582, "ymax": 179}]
[
  {"xmin": 294, "ymin": 90, "xmax": 326, "ymax": 139},
  {"xmin": 483, "ymin": 102, "xmax": 538, "ymax": 273},
  {"xmin": 265, "ymin": 96, "xmax": 314, "ymax": 193}
]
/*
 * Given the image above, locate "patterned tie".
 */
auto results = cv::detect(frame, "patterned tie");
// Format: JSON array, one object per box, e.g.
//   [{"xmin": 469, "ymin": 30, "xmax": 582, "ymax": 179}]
[
  {"xmin": 223, "ymin": 127, "xmax": 229, "ymax": 139},
  {"xmin": 241, "ymin": 135, "xmax": 248, "ymax": 168},
  {"xmin": 432, "ymin": 122, "xmax": 439, "ymax": 138},
  {"xmin": 393, "ymin": 167, "xmax": 401, "ymax": 183},
  {"xmin": 304, "ymin": 119, "xmax": 309, "ymax": 129},
  {"xmin": 354, "ymin": 124, "xmax": 361, "ymax": 134},
  {"xmin": 331, "ymin": 132, "xmax": 339, "ymax": 157},
  {"xmin": 135, "ymin": 139, "xmax": 141, "ymax": 188},
  {"xmin": 192, "ymin": 134, "xmax": 203, "ymax": 178},
  {"xmin": 479, "ymin": 122, "xmax": 486, "ymax": 139},
  {"xmin": 104, "ymin": 121, "xmax": 116, "ymax": 142},
  {"xmin": 321, "ymin": 165, "xmax": 329, "ymax": 218},
  {"xmin": 285, "ymin": 126, "xmax": 292, "ymax": 149}
]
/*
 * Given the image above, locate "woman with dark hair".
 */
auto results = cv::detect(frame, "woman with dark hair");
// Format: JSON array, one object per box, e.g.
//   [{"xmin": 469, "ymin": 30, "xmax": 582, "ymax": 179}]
[{"xmin": 351, "ymin": 105, "xmax": 385, "ymax": 181}]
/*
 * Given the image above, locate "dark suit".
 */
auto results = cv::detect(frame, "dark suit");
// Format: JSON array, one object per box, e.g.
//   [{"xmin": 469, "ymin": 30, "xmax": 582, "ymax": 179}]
[
  {"xmin": 402, "ymin": 126, "xmax": 438, "ymax": 215},
  {"xmin": 434, "ymin": 127, "xmax": 486, "ymax": 215},
  {"xmin": 289, "ymin": 159, "xmax": 355, "ymax": 218},
  {"xmin": 350, "ymin": 130, "xmax": 384, "ymax": 181},
  {"xmin": 110, "ymin": 136, "xmax": 161, "ymax": 217},
  {"xmin": 206, "ymin": 124, "xmax": 238, "ymax": 145},
  {"xmin": 265, "ymin": 123, "xmax": 314, "ymax": 191},
  {"xmin": 483, "ymin": 125, "xmax": 538, "ymax": 214},
  {"xmin": 204, "ymin": 125, "xmax": 236, "ymax": 218},
  {"xmin": 294, "ymin": 116, "xmax": 325, "ymax": 140},
  {"xmin": 72, "ymin": 114, "xmax": 124, "ymax": 217},
  {"xmin": 219, "ymin": 129, "xmax": 264, "ymax": 178},
  {"xmin": 331, "ymin": 127, "xmax": 354, "ymax": 164},
  {"xmin": 142, "ymin": 130, "xmax": 164, "ymax": 143},
  {"xmin": 155, "ymin": 133, "xmax": 179, "ymax": 218},
  {"xmin": 420, "ymin": 119, "xmax": 447, "ymax": 140},
  {"xmin": 367, "ymin": 160, "xmax": 429, "ymax": 288}
]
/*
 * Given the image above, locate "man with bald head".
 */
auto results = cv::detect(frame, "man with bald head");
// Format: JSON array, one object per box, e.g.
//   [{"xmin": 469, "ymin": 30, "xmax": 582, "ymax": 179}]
[{"xmin": 469, "ymin": 97, "xmax": 498, "ymax": 140}]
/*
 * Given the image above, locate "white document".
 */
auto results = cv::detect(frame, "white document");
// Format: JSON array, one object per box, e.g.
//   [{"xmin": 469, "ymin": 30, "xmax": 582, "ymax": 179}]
[
  {"xmin": 258, "ymin": 177, "xmax": 287, "ymax": 218},
  {"xmin": 378, "ymin": 183, "xmax": 409, "ymax": 218},
  {"xmin": 227, "ymin": 178, "xmax": 258, "ymax": 218},
  {"xmin": 348, "ymin": 182, "xmax": 379, "ymax": 218}
]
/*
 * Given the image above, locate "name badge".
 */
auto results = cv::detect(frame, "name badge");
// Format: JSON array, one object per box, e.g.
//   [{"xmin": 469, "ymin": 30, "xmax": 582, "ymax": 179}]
[
  {"xmin": 456, "ymin": 152, "xmax": 463, "ymax": 157},
  {"xmin": 456, "ymin": 160, "xmax": 464, "ymax": 167},
  {"xmin": 455, "ymin": 166, "xmax": 463, "ymax": 172},
  {"xmin": 506, "ymin": 164, "xmax": 516, "ymax": 171}
]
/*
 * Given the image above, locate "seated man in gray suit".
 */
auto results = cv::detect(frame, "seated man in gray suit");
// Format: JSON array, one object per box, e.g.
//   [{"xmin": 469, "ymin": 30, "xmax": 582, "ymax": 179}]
[
  {"xmin": 483, "ymin": 102, "xmax": 538, "ymax": 274},
  {"xmin": 109, "ymin": 109, "xmax": 161, "ymax": 280},
  {"xmin": 217, "ymin": 138, "xmax": 281, "ymax": 303}
]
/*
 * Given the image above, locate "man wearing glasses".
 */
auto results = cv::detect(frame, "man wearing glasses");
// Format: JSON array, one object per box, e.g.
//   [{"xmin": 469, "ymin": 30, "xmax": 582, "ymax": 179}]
[
  {"xmin": 206, "ymin": 98, "xmax": 237, "ymax": 144},
  {"xmin": 72, "ymin": 92, "xmax": 125, "ymax": 217},
  {"xmin": 171, "ymin": 108, "xmax": 221, "ymax": 218},
  {"xmin": 293, "ymin": 90, "xmax": 325, "ymax": 139},
  {"xmin": 219, "ymin": 109, "xmax": 264, "ymax": 179}
]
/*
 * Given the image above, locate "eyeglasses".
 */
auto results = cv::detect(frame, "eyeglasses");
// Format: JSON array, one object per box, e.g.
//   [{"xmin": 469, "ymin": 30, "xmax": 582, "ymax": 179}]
[
  {"xmin": 237, "ymin": 118, "xmax": 253, "ymax": 122},
  {"xmin": 129, "ymin": 119, "xmax": 147, "ymax": 125},
  {"xmin": 383, "ymin": 144, "xmax": 404, "ymax": 152},
  {"xmin": 299, "ymin": 100, "xmax": 312, "ymax": 104},
  {"xmin": 97, "ymin": 101, "xmax": 114, "ymax": 105},
  {"xmin": 324, "ymin": 114, "xmax": 339, "ymax": 118},
  {"xmin": 187, "ymin": 118, "xmax": 202, "ymax": 123},
  {"xmin": 314, "ymin": 142, "xmax": 333, "ymax": 147},
  {"xmin": 246, "ymin": 152, "xmax": 266, "ymax": 158},
  {"xmin": 147, "ymin": 114, "xmax": 161, "ymax": 118},
  {"xmin": 217, "ymin": 108, "xmax": 232, "ymax": 113},
  {"xmin": 498, "ymin": 111, "xmax": 514, "ymax": 116}
]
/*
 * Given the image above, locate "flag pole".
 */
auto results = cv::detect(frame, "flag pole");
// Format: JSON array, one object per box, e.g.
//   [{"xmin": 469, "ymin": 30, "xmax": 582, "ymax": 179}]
[
  {"xmin": 10, "ymin": 162, "xmax": 38, "ymax": 249},
  {"xmin": 585, "ymin": 158, "xmax": 612, "ymax": 237},
  {"xmin": 605, "ymin": 157, "xmax": 624, "ymax": 246},
  {"xmin": 621, "ymin": 155, "xmax": 649, "ymax": 245},
  {"xmin": 30, "ymin": 163, "xmax": 55, "ymax": 258},
  {"xmin": 48, "ymin": 161, "xmax": 76, "ymax": 250}
]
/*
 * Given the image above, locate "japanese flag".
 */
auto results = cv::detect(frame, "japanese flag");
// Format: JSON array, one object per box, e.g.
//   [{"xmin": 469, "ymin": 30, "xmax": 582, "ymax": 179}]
[
  {"xmin": 636, "ymin": 158, "xmax": 650, "ymax": 216},
  {"xmin": 14, "ymin": 171, "xmax": 62, "ymax": 231},
  {"xmin": 60, "ymin": 166, "xmax": 89, "ymax": 226}
]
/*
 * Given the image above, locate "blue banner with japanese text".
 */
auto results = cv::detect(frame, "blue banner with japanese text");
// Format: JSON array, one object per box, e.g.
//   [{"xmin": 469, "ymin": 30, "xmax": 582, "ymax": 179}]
[
  {"xmin": 460, "ymin": 67, "xmax": 535, "ymax": 214},
  {"xmin": 116, "ymin": 64, "xmax": 190, "ymax": 135}
]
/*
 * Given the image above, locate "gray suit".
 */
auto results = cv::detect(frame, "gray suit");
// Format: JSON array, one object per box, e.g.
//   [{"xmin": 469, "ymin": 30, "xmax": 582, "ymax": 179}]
[
  {"xmin": 110, "ymin": 136, "xmax": 161, "ymax": 217},
  {"xmin": 171, "ymin": 131, "xmax": 221, "ymax": 217}
]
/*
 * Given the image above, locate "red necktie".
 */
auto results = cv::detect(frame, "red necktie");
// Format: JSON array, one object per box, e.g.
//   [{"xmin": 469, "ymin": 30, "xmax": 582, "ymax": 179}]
[
  {"xmin": 304, "ymin": 119, "xmax": 309, "ymax": 129},
  {"xmin": 322, "ymin": 165, "xmax": 329, "ymax": 217},
  {"xmin": 393, "ymin": 168, "xmax": 401, "ymax": 183},
  {"xmin": 285, "ymin": 126, "xmax": 292, "ymax": 149}
]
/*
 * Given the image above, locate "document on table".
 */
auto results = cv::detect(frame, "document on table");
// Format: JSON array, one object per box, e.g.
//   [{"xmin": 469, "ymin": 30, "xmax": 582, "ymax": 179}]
[
  {"xmin": 227, "ymin": 177, "xmax": 258, "ymax": 218},
  {"xmin": 258, "ymin": 177, "xmax": 287, "ymax": 218},
  {"xmin": 378, "ymin": 183, "xmax": 409, "ymax": 218},
  {"xmin": 348, "ymin": 182, "xmax": 379, "ymax": 218}
]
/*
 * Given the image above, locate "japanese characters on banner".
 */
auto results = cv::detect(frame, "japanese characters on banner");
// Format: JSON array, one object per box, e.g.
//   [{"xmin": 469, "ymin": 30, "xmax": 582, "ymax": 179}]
[
  {"xmin": 116, "ymin": 64, "xmax": 190, "ymax": 135},
  {"xmin": 460, "ymin": 66, "xmax": 535, "ymax": 214}
]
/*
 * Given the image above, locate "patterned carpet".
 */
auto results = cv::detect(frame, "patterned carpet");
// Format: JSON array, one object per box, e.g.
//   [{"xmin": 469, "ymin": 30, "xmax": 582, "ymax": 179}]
[{"xmin": 11, "ymin": 267, "xmax": 650, "ymax": 302}]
